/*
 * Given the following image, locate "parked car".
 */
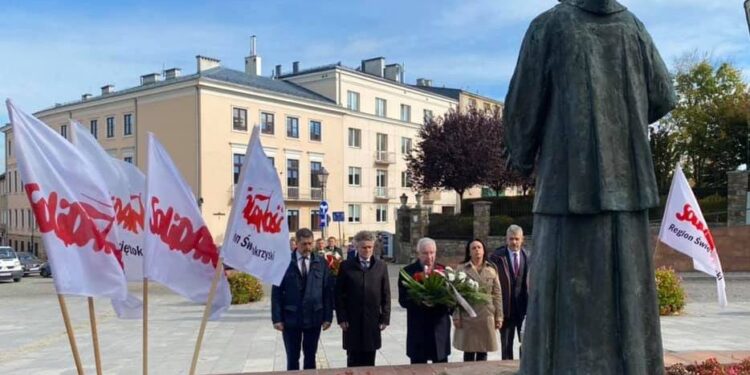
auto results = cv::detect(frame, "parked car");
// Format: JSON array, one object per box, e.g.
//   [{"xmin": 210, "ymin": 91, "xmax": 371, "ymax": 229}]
[
  {"xmin": 0, "ymin": 246, "xmax": 23, "ymax": 282},
  {"xmin": 40, "ymin": 262, "xmax": 52, "ymax": 278},
  {"xmin": 16, "ymin": 252, "xmax": 42, "ymax": 276}
]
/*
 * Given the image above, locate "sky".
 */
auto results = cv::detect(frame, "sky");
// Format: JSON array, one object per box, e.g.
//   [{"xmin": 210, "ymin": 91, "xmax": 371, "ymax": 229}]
[{"xmin": 0, "ymin": 0, "xmax": 748, "ymax": 170}]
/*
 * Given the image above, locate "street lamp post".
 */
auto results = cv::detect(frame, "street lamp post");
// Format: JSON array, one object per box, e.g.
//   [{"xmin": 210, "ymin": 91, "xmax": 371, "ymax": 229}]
[{"xmin": 317, "ymin": 166, "xmax": 330, "ymax": 238}]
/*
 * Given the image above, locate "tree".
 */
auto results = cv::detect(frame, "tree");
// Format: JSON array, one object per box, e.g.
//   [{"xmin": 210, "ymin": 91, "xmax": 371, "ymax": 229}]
[
  {"xmin": 405, "ymin": 107, "xmax": 497, "ymax": 200},
  {"xmin": 649, "ymin": 121, "xmax": 681, "ymax": 193},
  {"xmin": 667, "ymin": 58, "xmax": 750, "ymax": 190},
  {"xmin": 484, "ymin": 110, "xmax": 535, "ymax": 196}
]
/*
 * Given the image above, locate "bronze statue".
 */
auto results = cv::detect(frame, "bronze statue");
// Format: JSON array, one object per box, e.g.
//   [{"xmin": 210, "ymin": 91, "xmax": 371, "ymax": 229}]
[{"xmin": 503, "ymin": 0, "xmax": 676, "ymax": 373}]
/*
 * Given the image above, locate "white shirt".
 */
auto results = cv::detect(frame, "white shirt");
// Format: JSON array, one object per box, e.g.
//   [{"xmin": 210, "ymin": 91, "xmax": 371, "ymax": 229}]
[{"xmin": 297, "ymin": 251, "xmax": 310, "ymax": 274}]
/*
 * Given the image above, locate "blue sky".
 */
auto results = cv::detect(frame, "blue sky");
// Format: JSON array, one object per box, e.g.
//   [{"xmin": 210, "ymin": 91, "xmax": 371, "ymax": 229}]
[{"xmin": 0, "ymin": 0, "xmax": 748, "ymax": 170}]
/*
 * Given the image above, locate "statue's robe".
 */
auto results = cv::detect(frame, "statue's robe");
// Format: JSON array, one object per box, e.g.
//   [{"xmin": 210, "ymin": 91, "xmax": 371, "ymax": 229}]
[{"xmin": 503, "ymin": 0, "xmax": 676, "ymax": 373}]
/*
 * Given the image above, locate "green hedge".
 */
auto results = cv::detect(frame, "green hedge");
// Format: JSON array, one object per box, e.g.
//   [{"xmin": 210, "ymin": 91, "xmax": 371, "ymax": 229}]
[
  {"xmin": 428, "ymin": 214, "xmax": 473, "ymax": 239},
  {"xmin": 490, "ymin": 215, "xmax": 534, "ymax": 235},
  {"xmin": 227, "ymin": 272, "xmax": 264, "ymax": 304},
  {"xmin": 655, "ymin": 267, "xmax": 686, "ymax": 316},
  {"xmin": 649, "ymin": 194, "xmax": 727, "ymax": 223},
  {"xmin": 462, "ymin": 195, "xmax": 535, "ymax": 217}
]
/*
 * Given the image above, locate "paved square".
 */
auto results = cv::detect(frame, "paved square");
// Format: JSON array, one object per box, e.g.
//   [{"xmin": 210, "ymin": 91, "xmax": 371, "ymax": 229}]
[{"xmin": 1, "ymin": 267, "xmax": 748, "ymax": 374}]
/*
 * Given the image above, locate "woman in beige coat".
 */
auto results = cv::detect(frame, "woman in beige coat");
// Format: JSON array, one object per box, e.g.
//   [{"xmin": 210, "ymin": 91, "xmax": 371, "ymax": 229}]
[{"xmin": 453, "ymin": 238, "xmax": 503, "ymax": 361}]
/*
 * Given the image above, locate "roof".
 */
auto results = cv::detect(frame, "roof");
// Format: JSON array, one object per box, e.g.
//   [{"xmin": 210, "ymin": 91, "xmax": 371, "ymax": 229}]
[
  {"xmin": 279, "ymin": 64, "xmax": 460, "ymax": 103},
  {"xmin": 409, "ymin": 85, "xmax": 503, "ymax": 104},
  {"xmin": 36, "ymin": 66, "xmax": 335, "ymax": 114}
]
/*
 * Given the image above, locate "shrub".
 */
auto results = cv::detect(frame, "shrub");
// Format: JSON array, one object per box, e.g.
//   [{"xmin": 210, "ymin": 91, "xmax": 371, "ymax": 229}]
[
  {"xmin": 655, "ymin": 267, "xmax": 686, "ymax": 315},
  {"xmin": 665, "ymin": 357, "xmax": 750, "ymax": 374},
  {"xmin": 227, "ymin": 272, "xmax": 264, "ymax": 304},
  {"xmin": 428, "ymin": 214, "xmax": 473, "ymax": 239}
]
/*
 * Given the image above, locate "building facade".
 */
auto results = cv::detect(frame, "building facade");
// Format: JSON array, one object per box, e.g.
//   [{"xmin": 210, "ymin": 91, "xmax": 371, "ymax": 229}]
[{"xmin": 1, "ymin": 41, "xmax": 501, "ymax": 259}]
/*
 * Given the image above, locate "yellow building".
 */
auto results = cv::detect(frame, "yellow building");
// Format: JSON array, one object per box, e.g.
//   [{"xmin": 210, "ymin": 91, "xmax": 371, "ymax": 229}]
[{"xmin": 1, "ymin": 40, "xmax": 502, "ymax": 259}]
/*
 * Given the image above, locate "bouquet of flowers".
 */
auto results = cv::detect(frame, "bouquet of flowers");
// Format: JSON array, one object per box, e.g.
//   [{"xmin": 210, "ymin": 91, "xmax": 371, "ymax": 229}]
[
  {"xmin": 322, "ymin": 250, "xmax": 342, "ymax": 275},
  {"xmin": 399, "ymin": 265, "xmax": 490, "ymax": 315}
]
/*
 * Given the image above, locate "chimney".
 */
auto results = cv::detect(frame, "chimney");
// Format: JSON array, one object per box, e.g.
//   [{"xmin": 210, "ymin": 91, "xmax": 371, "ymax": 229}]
[
  {"xmin": 81, "ymin": 93, "xmax": 92, "ymax": 101},
  {"xmin": 164, "ymin": 68, "xmax": 181, "ymax": 79},
  {"xmin": 101, "ymin": 84, "xmax": 115, "ymax": 95},
  {"xmin": 384, "ymin": 64, "xmax": 402, "ymax": 82},
  {"xmin": 292, "ymin": 61, "xmax": 300, "ymax": 74},
  {"xmin": 416, "ymin": 78, "xmax": 432, "ymax": 87},
  {"xmin": 361, "ymin": 57, "xmax": 385, "ymax": 77},
  {"xmin": 244, "ymin": 35, "xmax": 262, "ymax": 76},
  {"xmin": 140, "ymin": 73, "xmax": 161, "ymax": 85},
  {"xmin": 275, "ymin": 64, "xmax": 282, "ymax": 78},
  {"xmin": 196, "ymin": 55, "xmax": 221, "ymax": 72}
]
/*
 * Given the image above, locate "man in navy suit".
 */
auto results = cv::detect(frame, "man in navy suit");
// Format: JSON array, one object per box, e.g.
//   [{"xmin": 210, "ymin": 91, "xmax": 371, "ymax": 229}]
[
  {"xmin": 272, "ymin": 228, "xmax": 334, "ymax": 370},
  {"xmin": 489, "ymin": 224, "xmax": 529, "ymax": 360}
]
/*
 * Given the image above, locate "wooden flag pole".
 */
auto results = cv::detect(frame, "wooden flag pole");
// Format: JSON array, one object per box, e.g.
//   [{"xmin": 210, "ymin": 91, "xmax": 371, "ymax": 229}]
[
  {"xmin": 57, "ymin": 294, "xmax": 84, "ymax": 375},
  {"xmin": 143, "ymin": 278, "xmax": 149, "ymax": 375},
  {"xmin": 87, "ymin": 297, "xmax": 103, "ymax": 375},
  {"xmin": 188, "ymin": 258, "xmax": 224, "ymax": 375}
]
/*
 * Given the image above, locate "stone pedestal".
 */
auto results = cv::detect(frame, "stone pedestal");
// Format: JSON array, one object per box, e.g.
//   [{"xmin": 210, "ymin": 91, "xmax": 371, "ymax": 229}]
[
  {"xmin": 472, "ymin": 201, "xmax": 491, "ymax": 242},
  {"xmin": 727, "ymin": 171, "xmax": 749, "ymax": 226}
]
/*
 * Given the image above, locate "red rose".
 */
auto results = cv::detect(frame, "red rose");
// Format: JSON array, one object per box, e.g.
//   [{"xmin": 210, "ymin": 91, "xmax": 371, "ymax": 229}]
[{"xmin": 413, "ymin": 272, "xmax": 425, "ymax": 283}]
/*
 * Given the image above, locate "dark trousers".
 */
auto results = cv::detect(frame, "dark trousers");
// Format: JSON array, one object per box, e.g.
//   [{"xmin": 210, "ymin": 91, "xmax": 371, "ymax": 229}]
[
  {"xmin": 410, "ymin": 356, "xmax": 448, "ymax": 364},
  {"xmin": 347, "ymin": 350, "xmax": 376, "ymax": 367},
  {"xmin": 500, "ymin": 318, "xmax": 524, "ymax": 360},
  {"xmin": 463, "ymin": 352, "xmax": 487, "ymax": 361},
  {"xmin": 282, "ymin": 326, "xmax": 322, "ymax": 370}
]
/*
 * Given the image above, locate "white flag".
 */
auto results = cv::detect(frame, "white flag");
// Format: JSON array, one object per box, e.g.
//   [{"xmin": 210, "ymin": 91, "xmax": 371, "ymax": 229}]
[
  {"xmin": 658, "ymin": 164, "xmax": 727, "ymax": 307},
  {"xmin": 71, "ymin": 121, "xmax": 146, "ymax": 281},
  {"xmin": 222, "ymin": 127, "xmax": 291, "ymax": 286},
  {"xmin": 6, "ymin": 99, "xmax": 127, "ymax": 300},
  {"xmin": 144, "ymin": 133, "xmax": 230, "ymax": 319}
]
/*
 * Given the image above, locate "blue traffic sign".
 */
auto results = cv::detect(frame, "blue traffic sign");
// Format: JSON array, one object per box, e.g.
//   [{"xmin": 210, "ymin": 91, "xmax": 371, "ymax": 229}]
[{"xmin": 332, "ymin": 211, "xmax": 345, "ymax": 222}]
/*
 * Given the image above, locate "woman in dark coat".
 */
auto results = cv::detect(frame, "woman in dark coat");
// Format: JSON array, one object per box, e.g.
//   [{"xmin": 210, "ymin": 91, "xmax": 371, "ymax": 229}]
[{"xmin": 335, "ymin": 230, "xmax": 391, "ymax": 367}]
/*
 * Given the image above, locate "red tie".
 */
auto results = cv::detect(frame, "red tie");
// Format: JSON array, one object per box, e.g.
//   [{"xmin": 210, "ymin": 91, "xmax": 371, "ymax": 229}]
[{"xmin": 513, "ymin": 252, "xmax": 520, "ymax": 277}]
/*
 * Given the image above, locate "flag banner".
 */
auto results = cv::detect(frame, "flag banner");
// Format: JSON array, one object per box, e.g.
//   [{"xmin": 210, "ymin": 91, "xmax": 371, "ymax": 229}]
[
  {"xmin": 71, "ymin": 121, "xmax": 146, "ymax": 281},
  {"xmin": 144, "ymin": 133, "xmax": 230, "ymax": 319},
  {"xmin": 222, "ymin": 126, "xmax": 291, "ymax": 286},
  {"xmin": 5, "ymin": 99, "xmax": 127, "ymax": 300},
  {"xmin": 658, "ymin": 164, "xmax": 727, "ymax": 307}
]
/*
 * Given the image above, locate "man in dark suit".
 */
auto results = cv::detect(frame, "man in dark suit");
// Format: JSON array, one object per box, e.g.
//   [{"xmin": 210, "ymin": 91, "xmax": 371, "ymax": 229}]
[
  {"xmin": 489, "ymin": 224, "xmax": 529, "ymax": 360},
  {"xmin": 272, "ymin": 228, "xmax": 334, "ymax": 370},
  {"xmin": 335, "ymin": 230, "xmax": 391, "ymax": 367},
  {"xmin": 398, "ymin": 237, "xmax": 451, "ymax": 364}
]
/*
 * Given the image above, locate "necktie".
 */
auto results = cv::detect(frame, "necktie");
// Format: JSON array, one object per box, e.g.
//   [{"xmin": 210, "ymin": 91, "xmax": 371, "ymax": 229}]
[
  {"xmin": 300, "ymin": 256, "xmax": 308, "ymax": 278},
  {"xmin": 513, "ymin": 252, "xmax": 520, "ymax": 277},
  {"xmin": 361, "ymin": 260, "xmax": 370, "ymax": 270}
]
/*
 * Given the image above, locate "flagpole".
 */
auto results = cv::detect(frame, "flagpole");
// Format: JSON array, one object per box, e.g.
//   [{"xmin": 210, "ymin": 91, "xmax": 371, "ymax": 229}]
[
  {"xmin": 143, "ymin": 278, "xmax": 149, "ymax": 375},
  {"xmin": 87, "ymin": 297, "xmax": 103, "ymax": 375},
  {"xmin": 188, "ymin": 257, "xmax": 224, "ymax": 375},
  {"xmin": 57, "ymin": 294, "xmax": 84, "ymax": 375}
]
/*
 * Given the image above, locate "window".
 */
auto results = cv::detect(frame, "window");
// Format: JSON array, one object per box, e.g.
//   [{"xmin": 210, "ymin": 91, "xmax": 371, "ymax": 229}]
[
  {"xmin": 347, "ymin": 204, "xmax": 361, "ymax": 223},
  {"xmin": 123, "ymin": 114, "xmax": 133, "ymax": 136},
  {"xmin": 348, "ymin": 128, "xmax": 361, "ymax": 148},
  {"xmin": 376, "ymin": 133, "xmax": 388, "ymax": 153},
  {"xmin": 376, "ymin": 170, "xmax": 387, "ymax": 188},
  {"xmin": 309, "ymin": 120, "xmax": 322, "ymax": 141},
  {"xmin": 376, "ymin": 204, "xmax": 388, "ymax": 223},
  {"xmin": 400, "ymin": 104, "xmax": 411, "ymax": 122},
  {"xmin": 287, "ymin": 209, "xmax": 299, "ymax": 232},
  {"xmin": 469, "ymin": 98, "xmax": 477, "ymax": 108},
  {"xmin": 268, "ymin": 156, "xmax": 274, "ymax": 166},
  {"xmin": 287, "ymin": 159, "xmax": 299, "ymax": 187},
  {"xmin": 401, "ymin": 137, "xmax": 412, "ymax": 154},
  {"xmin": 60, "ymin": 124, "xmax": 68, "ymax": 139},
  {"xmin": 484, "ymin": 103, "xmax": 492, "ymax": 112},
  {"xmin": 375, "ymin": 98, "xmax": 387, "ymax": 117},
  {"xmin": 90, "ymin": 120, "xmax": 98, "ymax": 139},
  {"xmin": 286, "ymin": 117, "xmax": 299, "ymax": 138},
  {"xmin": 347, "ymin": 91, "xmax": 360, "ymax": 111},
  {"xmin": 401, "ymin": 171, "xmax": 412, "ymax": 188},
  {"xmin": 232, "ymin": 108, "xmax": 247, "ymax": 131},
  {"xmin": 424, "ymin": 110, "xmax": 434, "ymax": 123},
  {"xmin": 233, "ymin": 153, "xmax": 244, "ymax": 184},
  {"xmin": 7, "ymin": 139, "xmax": 10, "ymax": 156},
  {"xmin": 124, "ymin": 156, "xmax": 133, "ymax": 164},
  {"xmin": 311, "ymin": 209, "xmax": 321, "ymax": 231},
  {"xmin": 310, "ymin": 161, "xmax": 322, "ymax": 189},
  {"xmin": 348, "ymin": 167, "xmax": 361, "ymax": 186},
  {"xmin": 260, "ymin": 112, "xmax": 275, "ymax": 134},
  {"xmin": 106, "ymin": 117, "xmax": 115, "ymax": 138}
]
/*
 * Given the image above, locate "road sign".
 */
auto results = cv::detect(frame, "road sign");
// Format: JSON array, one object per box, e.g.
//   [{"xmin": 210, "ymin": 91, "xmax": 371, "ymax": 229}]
[
  {"xmin": 332, "ymin": 211, "xmax": 345, "ymax": 222},
  {"xmin": 319, "ymin": 200, "xmax": 329, "ymax": 213}
]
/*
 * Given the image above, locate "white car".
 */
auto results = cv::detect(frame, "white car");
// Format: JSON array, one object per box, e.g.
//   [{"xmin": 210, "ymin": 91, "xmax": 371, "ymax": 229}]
[{"xmin": 0, "ymin": 246, "xmax": 23, "ymax": 282}]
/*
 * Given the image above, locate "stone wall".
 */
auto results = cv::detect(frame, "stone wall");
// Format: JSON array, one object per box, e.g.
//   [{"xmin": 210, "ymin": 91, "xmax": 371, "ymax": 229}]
[
  {"xmin": 651, "ymin": 225, "xmax": 750, "ymax": 272},
  {"xmin": 727, "ymin": 171, "xmax": 749, "ymax": 226}
]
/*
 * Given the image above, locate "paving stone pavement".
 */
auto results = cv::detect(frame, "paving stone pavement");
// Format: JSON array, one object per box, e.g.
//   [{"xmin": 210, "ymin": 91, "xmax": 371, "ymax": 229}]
[{"xmin": 0, "ymin": 266, "xmax": 748, "ymax": 374}]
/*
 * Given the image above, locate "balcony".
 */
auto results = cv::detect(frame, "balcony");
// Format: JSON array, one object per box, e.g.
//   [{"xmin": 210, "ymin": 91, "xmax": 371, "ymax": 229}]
[
  {"xmin": 374, "ymin": 187, "xmax": 396, "ymax": 200},
  {"xmin": 285, "ymin": 187, "xmax": 326, "ymax": 202},
  {"xmin": 374, "ymin": 151, "xmax": 396, "ymax": 164}
]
